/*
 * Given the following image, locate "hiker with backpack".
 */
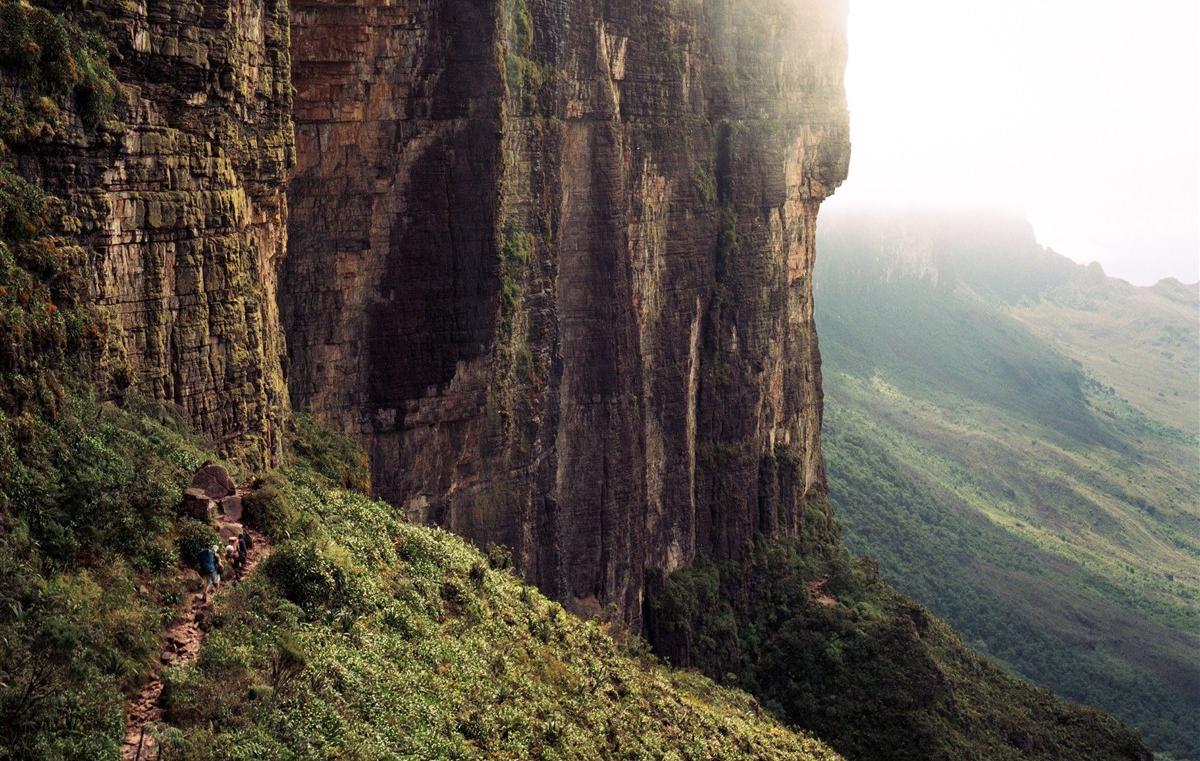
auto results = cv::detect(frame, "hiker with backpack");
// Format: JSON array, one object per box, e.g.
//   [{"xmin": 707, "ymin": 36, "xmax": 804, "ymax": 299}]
[
  {"xmin": 225, "ymin": 536, "xmax": 240, "ymax": 580},
  {"xmin": 199, "ymin": 544, "xmax": 220, "ymax": 602},
  {"xmin": 236, "ymin": 531, "xmax": 252, "ymax": 574}
]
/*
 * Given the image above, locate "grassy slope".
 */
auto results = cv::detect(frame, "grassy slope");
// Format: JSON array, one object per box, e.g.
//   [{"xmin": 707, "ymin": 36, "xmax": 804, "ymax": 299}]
[
  {"xmin": 814, "ymin": 209, "xmax": 1200, "ymax": 759},
  {"xmin": 1011, "ymin": 276, "xmax": 1198, "ymax": 432},
  {"xmin": 0, "ymin": 397, "xmax": 843, "ymax": 761},
  {"xmin": 156, "ymin": 471, "xmax": 840, "ymax": 761}
]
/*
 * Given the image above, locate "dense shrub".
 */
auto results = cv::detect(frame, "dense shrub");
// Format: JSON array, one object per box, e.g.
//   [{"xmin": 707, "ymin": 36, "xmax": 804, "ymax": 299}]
[
  {"xmin": 0, "ymin": 536, "xmax": 129, "ymax": 759},
  {"xmin": 287, "ymin": 414, "xmax": 370, "ymax": 493},
  {"xmin": 0, "ymin": 394, "xmax": 215, "ymax": 758},
  {"xmin": 262, "ymin": 539, "xmax": 364, "ymax": 616},
  {"xmin": 247, "ymin": 413, "xmax": 372, "ymax": 543},
  {"xmin": 0, "ymin": 167, "xmax": 48, "ymax": 240},
  {"xmin": 241, "ymin": 471, "xmax": 316, "ymax": 542},
  {"xmin": 177, "ymin": 519, "xmax": 222, "ymax": 570}
]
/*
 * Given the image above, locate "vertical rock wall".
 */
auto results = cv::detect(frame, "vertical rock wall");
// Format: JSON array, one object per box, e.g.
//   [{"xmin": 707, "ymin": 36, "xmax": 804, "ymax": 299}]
[
  {"xmin": 285, "ymin": 0, "xmax": 850, "ymax": 623},
  {"xmin": 284, "ymin": 0, "xmax": 501, "ymax": 448},
  {"xmin": 5, "ymin": 0, "xmax": 294, "ymax": 468}
]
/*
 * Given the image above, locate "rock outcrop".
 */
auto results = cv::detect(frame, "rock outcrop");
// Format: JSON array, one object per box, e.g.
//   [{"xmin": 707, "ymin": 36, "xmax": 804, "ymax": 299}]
[
  {"xmin": 2, "ymin": 0, "xmax": 295, "ymax": 467},
  {"xmin": 284, "ymin": 0, "xmax": 851, "ymax": 623},
  {"xmin": 190, "ymin": 462, "xmax": 238, "ymax": 502}
]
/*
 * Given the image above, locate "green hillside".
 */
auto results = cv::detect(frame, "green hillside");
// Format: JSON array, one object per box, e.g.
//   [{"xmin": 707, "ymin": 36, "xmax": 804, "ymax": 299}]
[
  {"xmin": 155, "ymin": 465, "xmax": 842, "ymax": 760},
  {"xmin": 649, "ymin": 533, "xmax": 1151, "ymax": 761},
  {"xmin": 1012, "ymin": 274, "xmax": 1198, "ymax": 432},
  {"xmin": 0, "ymin": 394, "xmax": 841, "ymax": 761},
  {"xmin": 815, "ymin": 208, "xmax": 1200, "ymax": 759}
]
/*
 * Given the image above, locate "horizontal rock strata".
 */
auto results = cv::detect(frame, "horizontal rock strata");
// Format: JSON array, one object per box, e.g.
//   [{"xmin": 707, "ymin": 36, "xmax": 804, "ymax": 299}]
[{"xmin": 4, "ymin": 0, "xmax": 295, "ymax": 467}]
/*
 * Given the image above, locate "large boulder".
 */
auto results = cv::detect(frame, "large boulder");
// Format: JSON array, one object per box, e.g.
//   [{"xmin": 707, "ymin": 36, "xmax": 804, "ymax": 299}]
[
  {"xmin": 190, "ymin": 462, "xmax": 236, "ymax": 501},
  {"xmin": 181, "ymin": 488, "xmax": 216, "ymax": 521},
  {"xmin": 219, "ymin": 494, "xmax": 243, "ymax": 523}
]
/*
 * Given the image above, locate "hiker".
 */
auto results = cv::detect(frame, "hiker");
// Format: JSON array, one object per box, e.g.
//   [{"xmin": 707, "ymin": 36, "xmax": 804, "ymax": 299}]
[
  {"xmin": 225, "ymin": 537, "xmax": 240, "ymax": 580},
  {"xmin": 233, "ymin": 534, "xmax": 250, "ymax": 576},
  {"xmin": 199, "ymin": 544, "xmax": 220, "ymax": 602},
  {"xmin": 236, "ymin": 531, "xmax": 251, "ymax": 573}
]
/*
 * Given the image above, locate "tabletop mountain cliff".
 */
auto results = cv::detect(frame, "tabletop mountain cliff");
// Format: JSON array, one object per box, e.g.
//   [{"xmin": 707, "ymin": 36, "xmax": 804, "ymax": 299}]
[
  {"xmin": 2, "ymin": 0, "xmax": 849, "ymax": 625},
  {"xmin": 283, "ymin": 0, "xmax": 851, "ymax": 624},
  {"xmin": 0, "ymin": 2, "xmax": 1157, "ymax": 759}
]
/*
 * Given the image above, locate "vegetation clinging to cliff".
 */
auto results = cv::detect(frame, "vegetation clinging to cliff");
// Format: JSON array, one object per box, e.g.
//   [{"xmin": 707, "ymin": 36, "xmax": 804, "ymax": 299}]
[
  {"xmin": 0, "ymin": 0, "xmax": 118, "ymax": 141},
  {"xmin": 500, "ymin": 0, "xmax": 550, "ymax": 113},
  {"xmin": 0, "ymin": 168, "xmax": 100, "ymax": 413}
]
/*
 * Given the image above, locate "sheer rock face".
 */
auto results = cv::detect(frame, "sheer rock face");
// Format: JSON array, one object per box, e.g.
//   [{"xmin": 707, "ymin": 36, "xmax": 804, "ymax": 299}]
[
  {"xmin": 10, "ymin": 0, "xmax": 295, "ymax": 468},
  {"xmin": 285, "ymin": 0, "xmax": 850, "ymax": 624}
]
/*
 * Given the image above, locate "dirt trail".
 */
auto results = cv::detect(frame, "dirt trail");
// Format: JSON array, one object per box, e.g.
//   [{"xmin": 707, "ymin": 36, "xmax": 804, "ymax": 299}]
[{"xmin": 122, "ymin": 490, "xmax": 269, "ymax": 760}]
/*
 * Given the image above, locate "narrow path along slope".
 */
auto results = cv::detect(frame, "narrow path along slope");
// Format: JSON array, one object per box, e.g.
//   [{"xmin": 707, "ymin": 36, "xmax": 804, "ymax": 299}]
[{"xmin": 122, "ymin": 487, "xmax": 270, "ymax": 760}]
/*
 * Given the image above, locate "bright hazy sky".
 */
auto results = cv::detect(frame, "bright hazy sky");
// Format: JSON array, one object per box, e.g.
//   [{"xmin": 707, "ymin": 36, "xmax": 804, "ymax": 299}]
[{"xmin": 826, "ymin": 0, "xmax": 1200, "ymax": 285}]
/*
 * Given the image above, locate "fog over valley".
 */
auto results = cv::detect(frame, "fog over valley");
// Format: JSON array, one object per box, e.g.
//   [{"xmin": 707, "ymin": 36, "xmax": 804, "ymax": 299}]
[{"xmin": 830, "ymin": 0, "xmax": 1200, "ymax": 286}]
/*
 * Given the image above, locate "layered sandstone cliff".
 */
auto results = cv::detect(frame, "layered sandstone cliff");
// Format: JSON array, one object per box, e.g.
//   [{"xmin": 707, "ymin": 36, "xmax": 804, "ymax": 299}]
[
  {"xmin": 284, "ymin": 0, "xmax": 850, "ymax": 622},
  {"xmin": 2, "ymin": 0, "xmax": 294, "ymax": 467},
  {"xmin": 3, "ymin": 0, "xmax": 849, "ymax": 622}
]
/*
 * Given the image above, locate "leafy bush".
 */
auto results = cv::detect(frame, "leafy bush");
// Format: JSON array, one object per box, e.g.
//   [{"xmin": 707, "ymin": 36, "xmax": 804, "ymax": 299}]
[
  {"xmin": 241, "ymin": 471, "xmax": 316, "ymax": 542},
  {"xmin": 247, "ymin": 415, "xmax": 374, "ymax": 542},
  {"xmin": 262, "ymin": 539, "xmax": 364, "ymax": 616},
  {"xmin": 0, "ymin": 393, "xmax": 215, "ymax": 758},
  {"xmin": 0, "ymin": 166, "xmax": 47, "ymax": 240},
  {"xmin": 261, "ymin": 633, "xmax": 307, "ymax": 701},
  {"xmin": 0, "ymin": 542, "xmax": 130, "ymax": 759},
  {"xmin": 178, "ymin": 518, "xmax": 221, "ymax": 570}
]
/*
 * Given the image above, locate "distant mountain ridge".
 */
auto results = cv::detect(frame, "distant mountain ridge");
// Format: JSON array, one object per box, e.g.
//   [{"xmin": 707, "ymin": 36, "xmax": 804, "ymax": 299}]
[
  {"xmin": 815, "ymin": 207, "xmax": 1200, "ymax": 760},
  {"xmin": 1151, "ymin": 278, "xmax": 1200, "ymax": 308},
  {"xmin": 817, "ymin": 209, "xmax": 1080, "ymax": 298}
]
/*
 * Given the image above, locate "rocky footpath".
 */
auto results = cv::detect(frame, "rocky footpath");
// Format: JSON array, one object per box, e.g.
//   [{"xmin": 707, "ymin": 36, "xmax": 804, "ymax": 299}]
[
  {"xmin": 284, "ymin": 0, "xmax": 851, "ymax": 623},
  {"xmin": 1, "ymin": 0, "xmax": 295, "ymax": 467}
]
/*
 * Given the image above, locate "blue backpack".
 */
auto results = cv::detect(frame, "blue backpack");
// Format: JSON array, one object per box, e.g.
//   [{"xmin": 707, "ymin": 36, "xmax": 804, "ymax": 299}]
[{"xmin": 198, "ymin": 547, "xmax": 216, "ymax": 573}]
